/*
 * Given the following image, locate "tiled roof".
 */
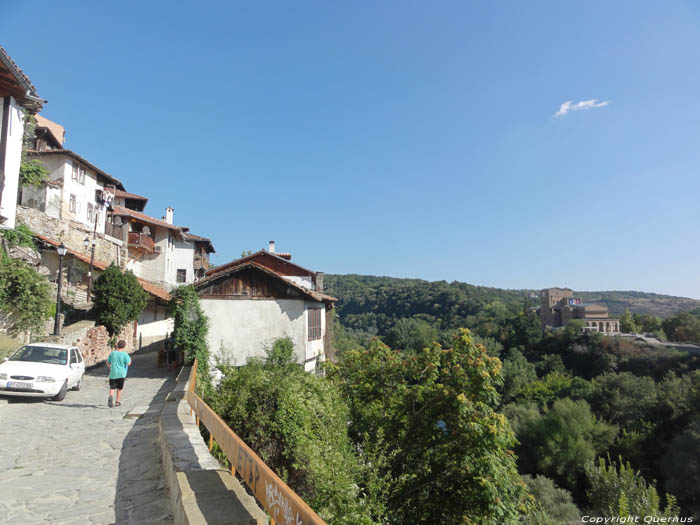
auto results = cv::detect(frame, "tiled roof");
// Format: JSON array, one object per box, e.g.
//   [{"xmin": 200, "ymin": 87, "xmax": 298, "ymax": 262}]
[
  {"xmin": 36, "ymin": 235, "xmax": 109, "ymax": 271},
  {"xmin": 184, "ymin": 233, "xmax": 215, "ymax": 253},
  {"xmin": 0, "ymin": 46, "xmax": 43, "ymax": 109},
  {"xmin": 205, "ymin": 250, "xmax": 314, "ymax": 278},
  {"xmin": 195, "ymin": 261, "xmax": 336, "ymax": 303},
  {"xmin": 26, "ymin": 149, "xmax": 125, "ymax": 190},
  {"xmin": 36, "ymin": 234, "xmax": 171, "ymax": 301},
  {"xmin": 137, "ymin": 278, "xmax": 171, "ymax": 302},
  {"xmin": 34, "ymin": 115, "xmax": 65, "ymax": 146},
  {"xmin": 111, "ymin": 205, "xmax": 183, "ymax": 232},
  {"xmin": 114, "ymin": 189, "xmax": 148, "ymax": 202}
]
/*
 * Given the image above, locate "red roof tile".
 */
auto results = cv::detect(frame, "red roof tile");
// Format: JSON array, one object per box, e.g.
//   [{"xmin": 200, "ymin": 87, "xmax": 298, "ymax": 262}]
[{"xmin": 111, "ymin": 205, "xmax": 183, "ymax": 232}]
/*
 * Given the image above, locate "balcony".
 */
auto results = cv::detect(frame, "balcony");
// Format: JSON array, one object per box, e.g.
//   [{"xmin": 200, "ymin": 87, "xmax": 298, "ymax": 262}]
[{"xmin": 128, "ymin": 232, "xmax": 156, "ymax": 255}]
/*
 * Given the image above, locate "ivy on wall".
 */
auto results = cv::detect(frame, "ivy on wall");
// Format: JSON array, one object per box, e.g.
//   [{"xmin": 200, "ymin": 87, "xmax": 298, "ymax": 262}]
[{"xmin": 169, "ymin": 285, "xmax": 211, "ymax": 395}]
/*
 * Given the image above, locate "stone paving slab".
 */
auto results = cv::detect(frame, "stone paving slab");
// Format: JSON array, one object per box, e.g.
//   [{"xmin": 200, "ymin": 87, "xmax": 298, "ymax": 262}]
[{"xmin": 0, "ymin": 347, "xmax": 177, "ymax": 524}]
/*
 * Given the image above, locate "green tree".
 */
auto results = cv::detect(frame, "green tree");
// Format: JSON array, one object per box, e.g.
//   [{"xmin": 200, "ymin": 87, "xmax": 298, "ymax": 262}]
[
  {"xmin": 661, "ymin": 418, "xmax": 700, "ymax": 514},
  {"xmin": 329, "ymin": 329, "xmax": 531, "ymax": 524},
  {"xmin": 385, "ymin": 317, "xmax": 438, "ymax": 352},
  {"xmin": 209, "ymin": 338, "xmax": 376, "ymax": 525},
  {"xmin": 168, "ymin": 285, "xmax": 210, "ymax": 394},
  {"xmin": 521, "ymin": 474, "xmax": 579, "ymax": 525},
  {"xmin": 518, "ymin": 398, "xmax": 617, "ymax": 489},
  {"xmin": 586, "ymin": 455, "xmax": 679, "ymax": 518},
  {"xmin": 500, "ymin": 349, "xmax": 538, "ymax": 403},
  {"xmin": 0, "ymin": 258, "xmax": 52, "ymax": 335},
  {"xmin": 620, "ymin": 309, "xmax": 639, "ymax": 334},
  {"xmin": 92, "ymin": 264, "xmax": 147, "ymax": 336}
]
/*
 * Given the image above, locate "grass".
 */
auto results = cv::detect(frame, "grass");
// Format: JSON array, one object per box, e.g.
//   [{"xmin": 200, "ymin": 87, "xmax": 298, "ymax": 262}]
[{"xmin": 0, "ymin": 334, "xmax": 23, "ymax": 359}]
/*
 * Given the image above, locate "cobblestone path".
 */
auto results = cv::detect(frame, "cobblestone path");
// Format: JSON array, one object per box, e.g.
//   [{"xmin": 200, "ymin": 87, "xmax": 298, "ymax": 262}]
[{"xmin": 0, "ymin": 346, "xmax": 176, "ymax": 524}]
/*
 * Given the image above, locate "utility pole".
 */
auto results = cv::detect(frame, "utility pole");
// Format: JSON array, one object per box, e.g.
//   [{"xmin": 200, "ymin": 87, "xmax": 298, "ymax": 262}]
[{"xmin": 53, "ymin": 243, "xmax": 67, "ymax": 335}]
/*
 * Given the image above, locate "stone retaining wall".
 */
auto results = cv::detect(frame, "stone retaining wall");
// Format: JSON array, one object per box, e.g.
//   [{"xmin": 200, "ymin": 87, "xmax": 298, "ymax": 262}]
[
  {"xmin": 44, "ymin": 321, "xmax": 136, "ymax": 367},
  {"xmin": 16, "ymin": 205, "xmax": 126, "ymax": 269}
]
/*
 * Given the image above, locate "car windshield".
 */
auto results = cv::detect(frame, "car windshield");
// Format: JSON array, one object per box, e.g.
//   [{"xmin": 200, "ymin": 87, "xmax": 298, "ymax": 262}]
[{"xmin": 9, "ymin": 346, "xmax": 68, "ymax": 366}]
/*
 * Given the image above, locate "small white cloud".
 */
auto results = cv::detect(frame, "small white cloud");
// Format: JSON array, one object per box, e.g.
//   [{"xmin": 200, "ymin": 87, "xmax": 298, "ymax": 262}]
[{"xmin": 555, "ymin": 99, "xmax": 609, "ymax": 117}]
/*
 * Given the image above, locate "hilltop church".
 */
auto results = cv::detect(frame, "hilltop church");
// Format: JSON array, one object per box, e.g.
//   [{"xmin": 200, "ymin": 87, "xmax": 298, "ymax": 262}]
[{"xmin": 536, "ymin": 288, "xmax": 620, "ymax": 334}]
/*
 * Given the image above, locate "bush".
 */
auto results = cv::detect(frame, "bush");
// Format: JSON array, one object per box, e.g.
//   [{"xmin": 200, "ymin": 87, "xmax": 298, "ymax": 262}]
[
  {"xmin": 1, "ymin": 224, "xmax": 36, "ymax": 250},
  {"xmin": 0, "ymin": 258, "xmax": 52, "ymax": 335},
  {"xmin": 168, "ymin": 285, "xmax": 210, "ymax": 394},
  {"xmin": 92, "ymin": 264, "xmax": 147, "ymax": 336},
  {"xmin": 209, "ymin": 338, "xmax": 376, "ymax": 524},
  {"xmin": 522, "ymin": 474, "xmax": 579, "ymax": 524}
]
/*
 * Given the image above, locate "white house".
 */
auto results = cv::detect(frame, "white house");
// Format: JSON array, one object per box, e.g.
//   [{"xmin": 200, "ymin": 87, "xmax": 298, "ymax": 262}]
[
  {"xmin": 112, "ymin": 205, "xmax": 196, "ymax": 291},
  {"xmin": 195, "ymin": 248, "xmax": 335, "ymax": 372},
  {"xmin": 0, "ymin": 46, "xmax": 43, "ymax": 230},
  {"xmin": 20, "ymin": 147, "xmax": 124, "ymax": 235}
]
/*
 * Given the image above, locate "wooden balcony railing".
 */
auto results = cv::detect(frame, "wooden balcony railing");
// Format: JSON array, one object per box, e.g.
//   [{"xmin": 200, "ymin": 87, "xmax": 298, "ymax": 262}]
[
  {"xmin": 188, "ymin": 361, "xmax": 326, "ymax": 525},
  {"xmin": 127, "ymin": 232, "xmax": 156, "ymax": 254}
]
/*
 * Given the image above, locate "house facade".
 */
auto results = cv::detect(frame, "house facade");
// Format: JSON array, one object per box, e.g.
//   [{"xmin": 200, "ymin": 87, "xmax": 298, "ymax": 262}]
[
  {"xmin": 20, "ymin": 148, "xmax": 124, "ymax": 235},
  {"xmin": 0, "ymin": 46, "xmax": 43, "ymax": 230},
  {"xmin": 110, "ymin": 205, "xmax": 197, "ymax": 291},
  {"xmin": 195, "ymin": 248, "xmax": 335, "ymax": 371}
]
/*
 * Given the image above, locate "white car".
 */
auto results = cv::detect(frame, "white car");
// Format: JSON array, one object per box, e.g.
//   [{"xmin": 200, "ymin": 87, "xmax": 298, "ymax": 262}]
[{"xmin": 0, "ymin": 343, "xmax": 85, "ymax": 401}]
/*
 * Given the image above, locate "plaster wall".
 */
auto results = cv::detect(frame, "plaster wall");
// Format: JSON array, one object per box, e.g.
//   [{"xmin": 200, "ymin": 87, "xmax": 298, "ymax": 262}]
[
  {"xmin": 283, "ymin": 275, "xmax": 313, "ymax": 290},
  {"xmin": 127, "ymin": 226, "xmax": 169, "ymax": 287},
  {"xmin": 61, "ymin": 157, "xmax": 107, "ymax": 234},
  {"xmin": 201, "ymin": 298, "xmax": 326, "ymax": 369},
  {"xmin": 137, "ymin": 301, "xmax": 173, "ymax": 344},
  {"xmin": 0, "ymin": 97, "xmax": 23, "ymax": 230},
  {"xmin": 171, "ymin": 239, "xmax": 195, "ymax": 286}
]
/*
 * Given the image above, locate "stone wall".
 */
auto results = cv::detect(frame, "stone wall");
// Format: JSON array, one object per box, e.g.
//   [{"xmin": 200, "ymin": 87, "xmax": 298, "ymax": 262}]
[
  {"xmin": 16, "ymin": 205, "xmax": 126, "ymax": 269},
  {"xmin": 44, "ymin": 321, "xmax": 137, "ymax": 367}
]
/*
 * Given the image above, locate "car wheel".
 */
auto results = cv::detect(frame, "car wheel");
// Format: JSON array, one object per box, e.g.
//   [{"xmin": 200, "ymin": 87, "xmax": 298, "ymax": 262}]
[
  {"xmin": 52, "ymin": 380, "xmax": 68, "ymax": 401},
  {"xmin": 72, "ymin": 374, "xmax": 83, "ymax": 391}
]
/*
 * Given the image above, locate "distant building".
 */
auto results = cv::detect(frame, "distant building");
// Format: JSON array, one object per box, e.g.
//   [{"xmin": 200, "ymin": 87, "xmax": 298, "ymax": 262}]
[{"xmin": 536, "ymin": 287, "xmax": 620, "ymax": 333}]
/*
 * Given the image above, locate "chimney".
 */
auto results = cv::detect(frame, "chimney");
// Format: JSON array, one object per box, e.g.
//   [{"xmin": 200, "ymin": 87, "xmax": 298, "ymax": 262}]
[
  {"xmin": 269, "ymin": 240, "xmax": 275, "ymax": 253},
  {"xmin": 165, "ymin": 207, "xmax": 174, "ymax": 225},
  {"xmin": 316, "ymin": 272, "xmax": 324, "ymax": 292}
]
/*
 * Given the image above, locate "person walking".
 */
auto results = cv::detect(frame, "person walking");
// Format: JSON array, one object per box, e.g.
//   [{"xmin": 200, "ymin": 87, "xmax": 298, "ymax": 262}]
[{"xmin": 106, "ymin": 340, "xmax": 132, "ymax": 407}]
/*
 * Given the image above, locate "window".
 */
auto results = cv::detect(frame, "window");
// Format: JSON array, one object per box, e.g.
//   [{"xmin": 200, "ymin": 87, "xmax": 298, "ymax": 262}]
[
  {"xmin": 308, "ymin": 308, "xmax": 322, "ymax": 341},
  {"xmin": 70, "ymin": 350, "xmax": 78, "ymax": 364},
  {"xmin": 69, "ymin": 194, "xmax": 78, "ymax": 213},
  {"xmin": 87, "ymin": 203, "xmax": 94, "ymax": 223},
  {"xmin": 71, "ymin": 162, "xmax": 86, "ymax": 184},
  {"xmin": 176, "ymin": 269, "xmax": 186, "ymax": 283}
]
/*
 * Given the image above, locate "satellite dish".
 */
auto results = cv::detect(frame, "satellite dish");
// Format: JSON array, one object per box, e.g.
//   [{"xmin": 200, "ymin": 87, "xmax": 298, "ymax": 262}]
[
  {"xmin": 113, "ymin": 216, "xmax": 123, "ymax": 226},
  {"xmin": 142, "ymin": 226, "xmax": 151, "ymax": 236}
]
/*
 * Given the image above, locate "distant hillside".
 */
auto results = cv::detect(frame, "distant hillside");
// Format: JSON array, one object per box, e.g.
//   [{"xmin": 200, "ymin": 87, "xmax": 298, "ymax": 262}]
[
  {"xmin": 325, "ymin": 275, "xmax": 700, "ymax": 336},
  {"xmin": 573, "ymin": 290, "xmax": 700, "ymax": 317}
]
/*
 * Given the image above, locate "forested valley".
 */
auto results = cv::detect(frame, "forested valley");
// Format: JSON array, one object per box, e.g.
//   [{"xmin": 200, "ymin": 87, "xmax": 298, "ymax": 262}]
[{"xmin": 205, "ymin": 275, "xmax": 700, "ymax": 524}]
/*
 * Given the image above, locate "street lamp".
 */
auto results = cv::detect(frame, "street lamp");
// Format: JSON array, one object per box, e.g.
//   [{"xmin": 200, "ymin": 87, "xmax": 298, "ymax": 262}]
[
  {"xmin": 53, "ymin": 243, "xmax": 67, "ymax": 336},
  {"xmin": 84, "ymin": 236, "xmax": 96, "ymax": 302}
]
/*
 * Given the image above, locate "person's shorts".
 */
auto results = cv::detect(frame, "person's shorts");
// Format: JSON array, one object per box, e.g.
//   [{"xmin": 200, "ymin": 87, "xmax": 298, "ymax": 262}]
[
  {"xmin": 167, "ymin": 350, "xmax": 176, "ymax": 363},
  {"xmin": 109, "ymin": 377, "xmax": 125, "ymax": 390}
]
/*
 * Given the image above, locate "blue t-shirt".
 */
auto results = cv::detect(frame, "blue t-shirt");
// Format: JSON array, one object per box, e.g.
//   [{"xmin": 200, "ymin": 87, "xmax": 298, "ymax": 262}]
[{"xmin": 107, "ymin": 350, "xmax": 131, "ymax": 379}]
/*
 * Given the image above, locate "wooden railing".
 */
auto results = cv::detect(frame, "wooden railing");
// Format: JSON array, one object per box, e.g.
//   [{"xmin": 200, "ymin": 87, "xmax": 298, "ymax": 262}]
[
  {"xmin": 187, "ymin": 361, "xmax": 326, "ymax": 525},
  {"xmin": 127, "ymin": 232, "xmax": 156, "ymax": 254}
]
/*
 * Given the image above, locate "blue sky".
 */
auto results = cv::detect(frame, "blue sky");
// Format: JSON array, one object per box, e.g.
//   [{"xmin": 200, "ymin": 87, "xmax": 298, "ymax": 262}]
[{"xmin": 3, "ymin": 1, "xmax": 700, "ymax": 298}]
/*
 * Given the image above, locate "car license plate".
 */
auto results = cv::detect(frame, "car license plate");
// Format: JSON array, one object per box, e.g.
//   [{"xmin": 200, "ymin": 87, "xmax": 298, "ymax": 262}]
[{"xmin": 7, "ymin": 381, "xmax": 32, "ymax": 389}]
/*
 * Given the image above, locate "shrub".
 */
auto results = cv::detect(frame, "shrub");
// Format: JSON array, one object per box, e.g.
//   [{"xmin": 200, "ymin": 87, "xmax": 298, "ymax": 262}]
[
  {"xmin": 92, "ymin": 264, "xmax": 147, "ymax": 336},
  {"xmin": 0, "ymin": 258, "xmax": 52, "ymax": 335},
  {"xmin": 209, "ymin": 338, "xmax": 376, "ymax": 524}
]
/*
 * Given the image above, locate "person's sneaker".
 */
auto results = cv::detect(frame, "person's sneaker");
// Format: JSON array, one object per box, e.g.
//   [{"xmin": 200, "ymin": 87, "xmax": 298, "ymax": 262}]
[{"xmin": 108, "ymin": 395, "xmax": 114, "ymax": 408}]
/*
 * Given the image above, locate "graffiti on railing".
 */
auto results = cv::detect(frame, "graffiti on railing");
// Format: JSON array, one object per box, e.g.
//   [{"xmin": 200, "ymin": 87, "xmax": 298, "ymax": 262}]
[
  {"xmin": 266, "ymin": 480, "xmax": 303, "ymax": 525},
  {"xmin": 236, "ymin": 443, "xmax": 261, "ymax": 494}
]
